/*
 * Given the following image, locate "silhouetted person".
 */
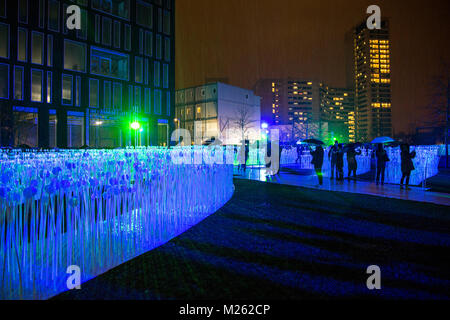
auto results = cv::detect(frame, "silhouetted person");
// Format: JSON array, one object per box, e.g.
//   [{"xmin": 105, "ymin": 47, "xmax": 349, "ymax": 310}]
[
  {"xmin": 375, "ymin": 143, "xmax": 389, "ymax": 185},
  {"xmin": 243, "ymin": 140, "xmax": 250, "ymax": 173},
  {"xmin": 347, "ymin": 146, "xmax": 361, "ymax": 179},
  {"xmin": 400, "ymin": 143, "xmax": 416, "ymax": 190},
  {"xmin": 328, "ymin": 141, "xmax": 339, "ymax": 179},
  {"xmin": 310, "ymin": 145, "xmax": 324, "ymax": 186},
  {"xmin": 336, "ymin": 144, "xmax": 344, "ymax": 181},
  {"xmin": 296, "ymin": 143, "xmax": 302, "ymax": 164}
]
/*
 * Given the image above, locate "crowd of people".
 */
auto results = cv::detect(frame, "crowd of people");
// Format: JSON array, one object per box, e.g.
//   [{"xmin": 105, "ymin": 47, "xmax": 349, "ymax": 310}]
[{"xmin": 308, "ymin": 140, "xmax": 417, "ymax": 189}]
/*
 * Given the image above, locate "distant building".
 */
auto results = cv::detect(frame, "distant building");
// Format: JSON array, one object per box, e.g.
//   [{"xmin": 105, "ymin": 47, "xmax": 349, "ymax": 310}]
[
  {"xmin": 319, "ymin": 84, "xmax": 355, "ymax": 143},
  {"xmin": 254, "ymin": 78, "xmax": 321, "ymax": 140},
  {"xmin": 0, "ymin": 0, "xmax": 175, "ymax": 148},
  {"xmin": 346, "ymin": 19, "xmax": 392, "ymax": 142},
  {"xmin": 175, "ymin": 82, "xmax": 261, "ymax": 145}
]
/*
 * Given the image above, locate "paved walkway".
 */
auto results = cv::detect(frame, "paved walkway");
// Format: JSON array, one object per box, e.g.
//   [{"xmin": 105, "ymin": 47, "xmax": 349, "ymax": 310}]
[
  {"xmin": 55, "ymin": 179, "xmax": 450, "ymax": 300},
  {"xmin": 235, "ymin": 167, "xmax": 450, "ymax": 206}
]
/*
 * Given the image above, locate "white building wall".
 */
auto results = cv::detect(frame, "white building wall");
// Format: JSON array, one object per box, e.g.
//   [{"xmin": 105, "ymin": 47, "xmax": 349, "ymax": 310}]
[{"xmin": 217, "ymin": 83, "xmax": 261, "ymax": 145}]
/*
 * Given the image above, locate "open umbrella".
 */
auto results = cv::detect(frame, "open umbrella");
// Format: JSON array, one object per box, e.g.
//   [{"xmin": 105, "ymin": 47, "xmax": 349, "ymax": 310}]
[
  {"xmin": 371, "ymin": 136, "xmax": 395, "ymax": 144},
  {"xmin": 302, "ymin": 138, "xmax": 325, "ymax": 145},
  {"xmin": 344, "ymin": 142, "xmax": 363, "ymax": 151}
]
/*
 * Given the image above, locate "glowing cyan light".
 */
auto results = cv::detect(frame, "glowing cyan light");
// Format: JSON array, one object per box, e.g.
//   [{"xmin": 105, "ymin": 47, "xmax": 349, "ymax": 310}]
[
  {"xmin": 130, "ymin": 121, "xmax": 141, "ymax": 130},
  {"xmin": 261, "ymin": 122, "xmax": 269, "ymax": 129}
]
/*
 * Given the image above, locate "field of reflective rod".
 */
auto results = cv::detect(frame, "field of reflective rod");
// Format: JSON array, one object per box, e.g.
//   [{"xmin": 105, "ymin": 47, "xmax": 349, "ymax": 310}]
[{"xmin": 0, "ymin": 148, "xmax": 234, "ymax": 300}]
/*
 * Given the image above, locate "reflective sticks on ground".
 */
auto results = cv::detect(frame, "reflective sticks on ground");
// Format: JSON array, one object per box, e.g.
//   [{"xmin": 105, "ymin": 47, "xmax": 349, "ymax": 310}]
[{"xmin": 0, "ymin": 148, "xmax": 234, "ymax": 300}]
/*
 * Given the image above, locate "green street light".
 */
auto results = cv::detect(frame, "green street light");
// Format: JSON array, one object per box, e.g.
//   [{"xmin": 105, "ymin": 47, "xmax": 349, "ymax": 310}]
[{"xmin": 130, "ymin": 121, "xmax": 141, "ymax": 130}]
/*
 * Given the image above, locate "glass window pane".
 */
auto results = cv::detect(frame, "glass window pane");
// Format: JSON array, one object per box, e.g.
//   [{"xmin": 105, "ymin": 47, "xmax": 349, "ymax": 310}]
[
  {"xmin": 0, "ymin": 63, "xmax": 8, "ymax": 99},
  {"xmin": 145, "ymin": 31, "xmax": 153, "ymax": 57},
  {"xmin": 95, "ymin": 15, "xmax": 100, "ymax": 43},
  {"xmin": 163, "ymin": 10, "xmax": 170, "ymax": 35},
  {"xmin": 67, "ymin": 114, "xmax": 84, "ymax": 148},
  {"xmin": 18, "ymin": 0, "xmax": 28, "ymax": 24},
  {"xmin": 39, "ymin": 0, "xmax": 44, "ymax": 28},
  {"xmin": 166, "ymin": 91, "xmax": 170, "ymax": 116},
  {"xmin": 124, "ymin": 24, "xmax": 131, "ymax": 51},
  {"xmin": 92, "ymin": 0, "xmax": 130, "ymax": 20},
  {"xmin": 135, "ymin": 57, "xmax": 143, "ymax": 83},
  {"xmin": 135, "ymin": 86, "xmax": 141, "ymax": 111},
  {"xmin": 113, "ymin": 82, "xmax": 122, "ymax": 111},
  {"xmin": 0, "ymin": 23, "xmax": 9, "ymax": 58},
  {"xmin": 163, "ymin": 64, "xmax": 169, "ymax": 89},
  {"xmin": 154, "ymin": 61, "xmax": 160, "ymax": 87},
  {"xmin": 76, "ymin": 76, "xmax": 81, "ymax": 106},
  {"xmin": 154, "ymin": 89, "xmax": 161, "ymax": 115},
  {"xmin": 31, "ymin": 69, "xmax": 43, "ymax": 102},
  {"xmin": 89, "ymin": 79, "xmax": 99, "ymax": 107},
  {"xmin": 18, "ymin": 28, "xmax": 27, "ymax": 62},
  {"xmin": 47, "ymin": 72, "xmax": 52, "ymax": 103},
  {"xmin": 0, "ymin": 0, "xmax": 6, "ymax": 18},
  {"xmin": 32, "ymin": 32, "xmax": 44, "ymax": 65},
  {"xmin": 102, "ymin": 17, "xmax": 112, "ymax": 46},
  {"xmin": 47, "ymin": 35, "xmax": 53, "ymax": 66},
  {"xmin": 104, "ymin": 81, "xmax": 111, "ymax": 110},
  {"xmin": 77, "ymin": 9, "xmax": 88, "ymax": 39},
  {"xmin": 136, "ymin": 1, "xmax": 153, "ymax": 28},
  {"xmin": 156, "ymin": 35, "xmax": 162, "ymax": 60},
  {"xmin": 14, "ymin": 67, "xmax": 24, "ymax": 100},
  {"xmin": 64, "ymin": 40, "xmax": 86, "ymax": 72},
  {"xmin": 48, "ymin": 0, "xmax": 60, "ymax": 32},
  {"xmin": 113, "ymin": 21, "xmax": 121, "ymax": 48},
  {"xmin": 62, "ymin": 74, "xmax": 73, "ymax": 105},
  {"xmin": 90, "ymin": 47, "xmax": 129, "ymax": 80},
  {"xmin": 14, "ymin": 109, "xmax": 38, "ymax": 147},
  {"xmin": 164, "ymin": 37, "xmax": 170, "ymax": 61}
]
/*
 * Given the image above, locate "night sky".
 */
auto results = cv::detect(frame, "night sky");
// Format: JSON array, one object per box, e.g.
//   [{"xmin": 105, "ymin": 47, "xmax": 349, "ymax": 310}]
[{"xmin": 175, "ymin": 0, "xmax": 450, "ymax": 134}]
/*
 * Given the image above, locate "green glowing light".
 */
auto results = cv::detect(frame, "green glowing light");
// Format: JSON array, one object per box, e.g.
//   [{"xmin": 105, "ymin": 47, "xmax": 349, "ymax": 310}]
[{"xmin": 130, "ymin": 121, "xmax": 141, "ymax": 130}]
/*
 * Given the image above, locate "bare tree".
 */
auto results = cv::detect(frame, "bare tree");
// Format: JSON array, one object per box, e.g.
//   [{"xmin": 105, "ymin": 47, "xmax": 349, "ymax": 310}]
[
  {"xmin": 425, "ymin": 60, "xmax": 450, "ymax": 167},
  {"xmin": 232, "ymin": 104, "xmax": 257, "ymax": 142}
]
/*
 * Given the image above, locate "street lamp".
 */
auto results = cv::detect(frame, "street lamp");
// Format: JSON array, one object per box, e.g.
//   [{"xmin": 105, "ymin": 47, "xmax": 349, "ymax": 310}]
[
  {"xmin": 130, "ymin": 121, "xmax": 141, "ymax": 147},
  {"xmin": 130, "ymin": 121, "xmax": 141, "ymax": 130}
]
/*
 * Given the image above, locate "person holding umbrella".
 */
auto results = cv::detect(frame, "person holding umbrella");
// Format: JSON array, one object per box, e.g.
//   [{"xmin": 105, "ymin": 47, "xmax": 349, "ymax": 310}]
[{"xmin": 400, "ymin": 143, "xmax": 416, "ymax": 190}]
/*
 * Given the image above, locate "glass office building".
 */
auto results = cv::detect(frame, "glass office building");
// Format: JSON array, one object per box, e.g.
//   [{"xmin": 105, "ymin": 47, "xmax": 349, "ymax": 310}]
[{"xmin": 0, "ymin": 0, "xmax": 174, "ymax": 148}]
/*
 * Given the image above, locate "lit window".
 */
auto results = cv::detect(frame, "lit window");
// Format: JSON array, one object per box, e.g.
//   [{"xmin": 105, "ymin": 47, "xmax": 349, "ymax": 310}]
[
  {"xmin": 14, "ymin": 66, "xmax": 24, "ymax": 100},
  {"xmin": 31, "ymin": 32, "xmax": 44, "ymax": 65},
  {"xmin": 47, "ymin": 72, "xmax": 52, "ymax": 103},
  {"xmin": 31, "ymin": 69, "xmax": 43, "ymax": 102},
  {"xmin": 62, "ymin": 74, "xmax": 73, "ymax": 105},
  {"xmin": 90, "ymin": 47, "xmax": 129, "ymax": 80}
]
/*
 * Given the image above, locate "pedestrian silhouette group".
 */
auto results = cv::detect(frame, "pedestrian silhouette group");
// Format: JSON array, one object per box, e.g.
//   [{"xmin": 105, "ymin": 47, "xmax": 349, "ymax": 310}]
[{"xmin": 309, "ymin": 140, "xmax": 416, "ymax": 189}]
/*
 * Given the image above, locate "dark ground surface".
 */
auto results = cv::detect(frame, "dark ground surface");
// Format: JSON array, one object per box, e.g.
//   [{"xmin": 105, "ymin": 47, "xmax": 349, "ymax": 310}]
[{"xmin": 55, "ymin": 179, "xmax": 450, "ymax": 300}]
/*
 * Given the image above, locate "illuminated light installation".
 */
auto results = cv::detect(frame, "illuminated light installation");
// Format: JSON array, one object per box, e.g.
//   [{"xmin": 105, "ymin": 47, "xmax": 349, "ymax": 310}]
[
  {"xmin": 279, "ymin": 145, "xmax": 440, "ymax": 183},
  {"xmin": 0, "ymin": 148, "xmax": 234, "ymax": 300},
  {"xmin": 384, "ymin": 145, "xmax": 440, "ymax": 185}
]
